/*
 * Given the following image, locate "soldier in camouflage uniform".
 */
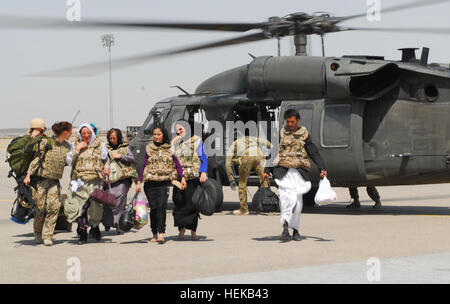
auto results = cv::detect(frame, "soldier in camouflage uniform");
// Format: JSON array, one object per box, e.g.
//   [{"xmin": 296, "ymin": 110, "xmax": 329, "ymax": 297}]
[
  {"xmin": 226, "ymin": 136, "xmax": 272, "ymax": 215},
  {"xmin": 23, "ymin": 121, "xmax": 73, "ymax": 246},
  {"xmin": 64, "ymin": 123, "xmax": 110, "ymax": 245}
]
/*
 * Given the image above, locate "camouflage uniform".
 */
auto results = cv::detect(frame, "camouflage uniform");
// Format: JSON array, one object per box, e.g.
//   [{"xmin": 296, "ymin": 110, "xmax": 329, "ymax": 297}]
[
  {"xmin": 27, "ymin": 137, "xmax": 71, "ymax": 241},
  {"xmin": 226, "ymin": 136, "xmax": 272, "ymax": 213}
]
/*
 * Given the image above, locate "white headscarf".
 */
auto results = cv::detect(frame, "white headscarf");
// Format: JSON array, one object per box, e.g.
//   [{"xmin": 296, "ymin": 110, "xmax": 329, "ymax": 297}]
[{"xmin": 78, "ymin": 123, "xmax": 96, "ymax": 146}]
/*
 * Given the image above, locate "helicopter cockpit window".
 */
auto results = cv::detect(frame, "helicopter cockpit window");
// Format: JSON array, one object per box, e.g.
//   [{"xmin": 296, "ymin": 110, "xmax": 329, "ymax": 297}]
[
  {"xmin": 143, "ymin": 106, "xmax": 169, "ymax": 135},
  {"xmin": 321, "ymin": 104, "xmax": 351, "ymax": 148}
]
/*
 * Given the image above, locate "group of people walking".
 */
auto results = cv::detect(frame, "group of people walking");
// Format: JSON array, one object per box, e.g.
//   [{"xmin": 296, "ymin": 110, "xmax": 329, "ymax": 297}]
[
  {"xmin": 226, "ymin": 109, "xmax": 382, "ymax": 241},
  {"xmin": 21, "ymin": 108, "xmax": 382, "ymax": 246},
  {"xmin": 22, "ymin": 118, "xmax": 207, "ymax": 246}
]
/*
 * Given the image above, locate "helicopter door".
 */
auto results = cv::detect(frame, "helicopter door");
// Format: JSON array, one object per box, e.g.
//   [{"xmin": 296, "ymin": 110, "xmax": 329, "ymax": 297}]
[
  {"xmin": 279, "ymin": 100, "xmax": 366, "ymax": 185},
  {"xmin": 319, "ymin": 101, "xmax": 366, "ymax": 185}
]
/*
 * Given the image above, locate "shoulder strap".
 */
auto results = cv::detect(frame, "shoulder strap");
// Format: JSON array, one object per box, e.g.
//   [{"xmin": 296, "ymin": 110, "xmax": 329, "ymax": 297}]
[{"xmin": 37, "ymin": 137, "xmax": 53, "ymax": 171}]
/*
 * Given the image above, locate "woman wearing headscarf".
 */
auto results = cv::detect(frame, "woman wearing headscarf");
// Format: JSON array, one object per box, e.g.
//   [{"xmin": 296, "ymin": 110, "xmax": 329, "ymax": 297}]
[
  {"xmin": 64, "ymin": 123, "xmax": 110, "ymax": 244},
  {"xmin": 101, "ymin": 128, "xmax": 138, "ymax": 234},
  {"xmin": 136, "ymin": 124, "xmax": 186, "ymax": 243},
  {"xmin": 171, "ymin": 120, "xmax": 208, "ymax": 241}
]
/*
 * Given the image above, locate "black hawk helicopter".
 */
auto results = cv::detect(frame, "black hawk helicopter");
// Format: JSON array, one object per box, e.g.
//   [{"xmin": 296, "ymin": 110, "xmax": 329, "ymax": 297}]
[{"xmin": 3, "ymin": 0, "xmax": 450, "ymax": 206}]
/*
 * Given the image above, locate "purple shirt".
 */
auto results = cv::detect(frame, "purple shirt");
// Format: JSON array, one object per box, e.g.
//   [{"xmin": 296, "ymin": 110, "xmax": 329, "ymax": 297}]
[{"xmin": 138, "ymin": 154, "xmax": 184, "ymax": 182}]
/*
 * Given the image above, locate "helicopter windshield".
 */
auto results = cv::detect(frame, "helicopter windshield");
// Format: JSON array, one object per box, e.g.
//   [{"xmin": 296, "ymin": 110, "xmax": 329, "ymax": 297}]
[{"xmin": 142, "ymin": 106, "xmax": 169, "ymax": 135}]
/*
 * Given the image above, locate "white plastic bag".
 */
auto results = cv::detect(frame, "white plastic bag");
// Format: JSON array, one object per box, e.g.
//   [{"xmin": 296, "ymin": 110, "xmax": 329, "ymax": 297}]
[{"xmin": 314, "ymin": 177, "xmax": 337, "ymax": 205}]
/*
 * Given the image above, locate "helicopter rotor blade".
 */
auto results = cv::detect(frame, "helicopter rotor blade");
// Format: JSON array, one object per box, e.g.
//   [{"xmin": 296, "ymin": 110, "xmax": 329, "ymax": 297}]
[
  {"xmin": 341, "ymin": 26, "xmax": 450, "ymax": 34},
  {"xmin": 332, "ymin": 0, "xmax": 450, "ymax": 23},
  {"xmin": 31, "ymin": 31, "xmax": 269, "ymax": 76},
  {"xmin": 0, "ymin": 14, "xmax": 265, "ymax": 32}
]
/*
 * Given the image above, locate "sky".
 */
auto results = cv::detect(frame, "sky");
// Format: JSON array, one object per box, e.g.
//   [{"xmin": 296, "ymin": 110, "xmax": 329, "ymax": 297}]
[{"xmin": 0, "ymin": 0, "xmax": 449, "ymax": 130}]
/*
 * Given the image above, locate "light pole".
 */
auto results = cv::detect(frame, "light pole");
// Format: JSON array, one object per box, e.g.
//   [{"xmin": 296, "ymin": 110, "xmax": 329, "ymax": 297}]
[{"xmin": 101, "ymin": 34, "xmax": 115, "ymax": 129}]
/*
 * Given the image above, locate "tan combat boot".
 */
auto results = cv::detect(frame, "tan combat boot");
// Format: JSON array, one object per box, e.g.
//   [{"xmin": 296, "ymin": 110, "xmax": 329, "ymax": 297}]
[
  {"xmin": 43, "ymin": 239, "xmax": 53, "ymax": 246},
  {"xmin": 233, "ymin": 209, "xmax": 249, "ymax": 216},
  {"xmin": 34, "ymin": 234, "xmax": 43, "ymax": 244}
]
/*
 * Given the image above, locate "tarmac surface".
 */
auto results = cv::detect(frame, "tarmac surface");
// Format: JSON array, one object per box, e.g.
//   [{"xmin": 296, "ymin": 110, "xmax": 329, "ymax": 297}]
[{"xmin": 0, "ymin": 152, "xmax": 449, "ymax": 284}]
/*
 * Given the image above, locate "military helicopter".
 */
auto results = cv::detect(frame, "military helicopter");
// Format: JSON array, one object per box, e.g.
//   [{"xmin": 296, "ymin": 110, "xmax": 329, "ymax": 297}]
[{"xmin": 3, "ymin": 0, "xmax": 450, "ymax": 206}]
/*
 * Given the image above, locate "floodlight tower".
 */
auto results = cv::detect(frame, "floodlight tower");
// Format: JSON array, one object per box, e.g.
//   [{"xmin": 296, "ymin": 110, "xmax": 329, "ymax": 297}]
[{"xmin": 101, "ymin": 34, "xmax": 115, "ymax": 129}]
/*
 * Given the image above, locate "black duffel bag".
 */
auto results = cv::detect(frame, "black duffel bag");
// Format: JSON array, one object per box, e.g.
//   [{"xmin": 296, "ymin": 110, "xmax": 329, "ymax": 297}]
[
  {"xmin": 208, "ymin": 178, "xmax": 224, "ymax": 212},
  {"xmin": 251, "ymin": 180, "xmax": 280, "ymax": 213},
  {"xmin": 119, "ymin": 193, "xmax": 137, "ymax": 232},
  {"xmin": 192, "ymin": 179, "xmax": 217, "ymax": 216}
]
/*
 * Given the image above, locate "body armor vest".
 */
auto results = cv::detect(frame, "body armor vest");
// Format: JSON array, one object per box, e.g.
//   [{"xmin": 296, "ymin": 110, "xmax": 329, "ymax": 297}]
[
  {"xmin": 143, "ymin": 142, "xmax": 176, "ymax": 182},
  {"xmin": 173, "ymin": 135, "xmax": 202, "ymax": 180},
  {"xmin": 35, "ymin": 138, "xmax": 70, "ymax": 180},
  {"xmin": 71, "ymin": 138, "xmax": 104, "ymax": 182},
  {"xmin": 107, "ymin": 143, "xmax": 137, "ymax": 180},
  {"xmin": 277, "ymin": 126, "xmax": 311, "ymax": 171}
]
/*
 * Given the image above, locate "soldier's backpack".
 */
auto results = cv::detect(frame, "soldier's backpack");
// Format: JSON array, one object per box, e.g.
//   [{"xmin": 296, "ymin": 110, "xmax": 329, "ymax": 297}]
[{"xmin": 6, "ymin": 135, "xmax": 52, "ymax": 177}]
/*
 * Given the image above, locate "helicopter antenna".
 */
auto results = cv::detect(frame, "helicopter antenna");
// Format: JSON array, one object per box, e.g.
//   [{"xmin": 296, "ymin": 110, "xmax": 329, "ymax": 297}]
[
  {"xmin": 71, "ymin": 110, "xmax": 80, "ymax": 125},
  {"xmin": 171, "ymin": 85, "xmax": 191, "ymax": 96}
]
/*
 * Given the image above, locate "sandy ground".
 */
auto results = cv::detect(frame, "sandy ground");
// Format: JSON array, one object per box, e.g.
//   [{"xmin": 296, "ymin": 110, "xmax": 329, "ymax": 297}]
[{"xmin": 0, "ymin": 152, "xmax": 449, "ymax": 284}]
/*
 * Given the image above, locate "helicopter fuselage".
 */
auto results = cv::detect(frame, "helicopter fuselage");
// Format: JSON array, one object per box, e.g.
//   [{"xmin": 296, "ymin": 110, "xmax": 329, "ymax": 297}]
[{"xmin": 130, "ymin": 53, "xmax": 450, "ymax": 190}]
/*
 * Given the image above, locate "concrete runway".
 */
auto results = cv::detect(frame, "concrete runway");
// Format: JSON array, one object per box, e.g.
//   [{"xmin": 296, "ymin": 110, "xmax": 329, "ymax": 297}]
[{"xmin": 0, "ymin": 153, "xmax": 449, "ymax": 284}]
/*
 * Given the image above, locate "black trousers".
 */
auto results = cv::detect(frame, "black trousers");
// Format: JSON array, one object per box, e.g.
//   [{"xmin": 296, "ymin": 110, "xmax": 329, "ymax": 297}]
[
  {"xmin": 144, "ymin": 181, "xmax": 170, "ymax": 235},
  {"xmin": 149, "ymin": 203, "xmax": 167, "ymax": 234},
  {"xmin": 349, "ymin": 187, "xmax": 380, "ymax": 202},
  {"xmin": 172, "ymin": 179, "xmax": 200, "ymax": 232}
]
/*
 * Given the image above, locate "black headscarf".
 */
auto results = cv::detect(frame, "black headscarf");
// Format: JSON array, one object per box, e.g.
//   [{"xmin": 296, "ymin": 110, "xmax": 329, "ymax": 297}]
[{"xmin": 107, "ymin": 128, "xmax": 123, "ymax": 149}]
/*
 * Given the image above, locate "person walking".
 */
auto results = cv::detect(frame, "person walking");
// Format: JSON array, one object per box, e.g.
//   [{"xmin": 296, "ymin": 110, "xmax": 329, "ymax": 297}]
[
  {"xmin": 263, "ymin": 109, "xmax": 327, "ymax": 242},
  {"xmin": 136, "ymin": 124, "xmax": 186, "ymax": 243},
  {"xmin": 64, "ymin": 123, "xmax": 110, "ymax": 244},
  {"xmin": 101, "ymin": 128, "xmax": 138, "ymax": 234},
  {"xmin": 23, "ymin": 121, "xmax": 73, "ymax": 246},
  {"xmin": 347, "ymin": 187, "xmax": 382, "ymax": 209},
  {"xmin": 171, "ymin": 120, "xmax": 208, "ymax": 241},
  {"xmin": 225, "ymin": 135, "xmax": 272, "ymax": 215}
]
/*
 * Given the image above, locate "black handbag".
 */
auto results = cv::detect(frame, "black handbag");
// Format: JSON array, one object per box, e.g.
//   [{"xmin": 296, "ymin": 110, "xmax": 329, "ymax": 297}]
[
  {"xmin": 251, "ymin": 180, "xmax": 280, "ymax": 213},
  {"xmin": 119, "ymin": 193, "xmax": 137, "ymax": 232}
]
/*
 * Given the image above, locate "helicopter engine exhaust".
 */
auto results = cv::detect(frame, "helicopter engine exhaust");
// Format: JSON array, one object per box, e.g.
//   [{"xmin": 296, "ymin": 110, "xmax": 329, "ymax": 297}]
[
  {"xmin": 196, "ymin": 56, "xmax": 401, "ymax": 101},
  {"xmin": 326, "ymin": 60, "xmax": 401, "ymax": 100}
]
